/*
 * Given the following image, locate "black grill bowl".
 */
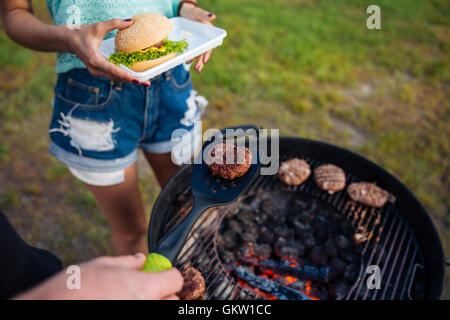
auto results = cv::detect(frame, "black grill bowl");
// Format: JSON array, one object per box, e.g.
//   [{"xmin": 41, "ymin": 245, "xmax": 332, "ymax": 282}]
[{"xmin": 148, "ymin": 136, "xmax": 444, "ymax": 300}]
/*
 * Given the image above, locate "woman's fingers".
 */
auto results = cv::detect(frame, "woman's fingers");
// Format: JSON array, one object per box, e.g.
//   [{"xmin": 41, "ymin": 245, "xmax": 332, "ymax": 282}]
[
  {"xmin": 195, "ymin": 56, "xmax": 204, "ymax": 72},
  {"xmin": 190, "ymin": 7, "xmax": 216, "ymax": 22},
  {"xmin": 88, "ymin": 54, "xmax": 150, "ymax": 85},
  {"xmin": 97, "ymin": 18, "xmax": 134, "ymax": 36},
  {"xmin": 93, "ymin": 57, "xmax": 134, "ymax": 82},
  {"xmin": 187, "ymin": 50, "xmax": 212, "ymax": 72},
  {"xmin": 203, "ymin": 50, "xmax": 212, "ymax": 64}
]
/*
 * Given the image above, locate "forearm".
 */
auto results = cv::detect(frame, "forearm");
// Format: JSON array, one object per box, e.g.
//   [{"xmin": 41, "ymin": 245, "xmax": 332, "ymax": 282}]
[
  {"xmin": 13, "ymin": 271, "xmax": 81, "ymax": 300},
  {"xmin": 2, "ymin": 8, "xmax": 72, "ymax": 53}
]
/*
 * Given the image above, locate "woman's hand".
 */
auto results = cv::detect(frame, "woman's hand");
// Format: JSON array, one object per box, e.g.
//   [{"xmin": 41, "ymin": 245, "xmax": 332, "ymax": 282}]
[
  {"xmin": 179, "ymin": 4, "xmax": 216, "ymax": 72},
  {"xmin": 1, "ymin": 2, "xmax": 148, "ymax": 84},
  {"xmin": 66, "ymin": 19, "xmax": 150, "ymax": 86},
  {"xmin": 15, "ymin": 254, "xmax": 184, "ymax": 300}
]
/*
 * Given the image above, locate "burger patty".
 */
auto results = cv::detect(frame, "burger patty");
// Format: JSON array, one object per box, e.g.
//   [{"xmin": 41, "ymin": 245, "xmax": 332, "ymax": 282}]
[
  {"xmin": 278, "ymin": 158, "xmax": 311, "ymax": 186},
  {"xmin": 206, "ymin": 143, "xmax": 252, "ymax": 179},
  {"xmin": 313, "ymin": 164, "xmax": 346, "ymax": 194},
  {"xmin": 143, "ymin": 40, "xmax": 164, "ymax": 50},
  {"xmin": 177, "ymin": 267, "xmax": 206, "ymax": 300},
  {"xmin": 347, "ymin": 182, "xmax": 389, "ymax": 208}
]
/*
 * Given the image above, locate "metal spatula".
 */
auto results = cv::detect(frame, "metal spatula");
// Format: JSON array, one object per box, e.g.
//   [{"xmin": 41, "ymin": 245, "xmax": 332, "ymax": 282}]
[{"xmin": 143, "ymin": 135, "xmax": 261, "ymax": 272}]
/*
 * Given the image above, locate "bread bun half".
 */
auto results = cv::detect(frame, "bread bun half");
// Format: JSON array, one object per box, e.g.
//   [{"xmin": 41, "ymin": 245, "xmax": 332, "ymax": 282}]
[
  {"xmin": 127, "ymin": 52, "xmax": 176, "ymax": 72},
  {"xmin": 115, "ymin": 13, "xmax": 173, "ymax": 54}
]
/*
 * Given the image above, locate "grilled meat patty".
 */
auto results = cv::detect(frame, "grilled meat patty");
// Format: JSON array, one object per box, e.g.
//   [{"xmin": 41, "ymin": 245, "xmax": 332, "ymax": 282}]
[
  {"xmin": 347, "ymin": 182, "xmax": 389, "ymax": 208},
  {"xmin": 206, "ymin": 143, "xmax": 252, "ymax": 179},
  {"xmin": 313, "ymin": 164, "xmax": 346, "ymax": 194},
  {"xmin": 278, "ymin": 158, "xmax": 311, "ymax": 186},
  {"xmin": 177, "ymin": 267, "xmax": 205, "ymax": 300}
]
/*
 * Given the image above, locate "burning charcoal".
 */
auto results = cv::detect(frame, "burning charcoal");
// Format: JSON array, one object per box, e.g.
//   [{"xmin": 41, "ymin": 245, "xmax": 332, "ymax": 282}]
[
  {"xmin": 279, "ymin": 246, "xmax": 300, "ymax": 260},
  {"xmin": 343, "ymin": 264, "xmax": 359, "ymax": 283},
  {"xmin": 319, "ymin": 208, "xmax": 331, "ymax": 219},
  {"xmin": 274, "ymin": 276, "xmax": 288, "ymax": 286},
  {"xmin": 227, "ymin": 219, "xmax": 243, "ymax": 234},
  {"xmin": 259, "ymin": 226, "xmax": 275, "ymax": 244},
  {"xmin": 291, "ymin": 198, "xmax": 309, "ymax": 210},
  {"xmin": 287, "ymin": 240, "xmax": 305, "ymax": 256},
  {"xmin": 254, "ymin": 211, "xmax": 270, "ymax": 224},
  {"xmin": 237, "ymin": 242, "xmax": 254, "ymax": 260},
  {"xmin": 240, "ymin": 225, "xmax": 258, "ymax": 244},
  {"xmin": 324, "ymin": 239, "xmax": 338, "ymax": 258},
  {"xmin": 218, "ymin": 230, "xmax": 239, "ymax": 250},
  {"xmin": 240, "ymin": 255, "xmax": 258, "ymax": 266},
  {"xmin": 233, "ymin": 267, "xmax": 312, "ymax": 300},
  {"xmin": 274, "ymin": 226, "xmax": 292, "ymax": 239},
  {"xmin": 302, "ymin": 235, "xmax": 317, "ymax": 250},
  {"xmin": 309, "ymin": 247, "xmax": 328, "ymax": 264},
  {"xmin": 270, "ymin": 210, "xmax": 285, "ymax": 224},
  {"xmin": 309, "ymin": 286, "xmax": 329, "ymax": 300},
  {"xmin": 341, "ymin": 252, "xmax": 359, "ymax": 264},
  {"xmin": 335, "ymin": 234, "xmax": 350, "ymax": 250},
  {"xmin": 326, "ymin": 224, "xmax": 337, "ymax": 239},
  {"xmin": 315, "ymin": 215, "xmax": 327, "ymax": 224},
  {"xmin": 254, "ymin": 243, "xmax": 272, "ymax": 260},
  {"xmin": 298, "ymin": 210, "xmax": 315, "ymax": 223},
  {"xmin": 339, "ymin": 221, "xmax": 353, "ymax": 236},
  {"xmin": 313, "ymin": 222, "xmax": 327, "ymax": 242},
  {"xmin": 219, "ymin": 249, "xmax": 236, "ymax": 264},
  {"xmin": 289, "ymin": 281, "xmax": 306, "ymax": 291},
  {"xmin": 329, "ymin": 257, "xmax": 346, "ymax": 278},
  {"xmin": 275, "ymin": 237, "xmax": 288, "ymax": 251},
  {"xmin": 259, "ymin": 259, "xmax": 328, "ymax": 282},
  {"xmin": 239, "ymin": 265, "xmax": 254, "ymax": 275},
  {"xmin": 329, "ymin": 280, "xmax": 350, "ymax": 299},
  {"xmin": 293, "ymin": 220, "xmax": 311, "ymax": 235},
  {"xmin": 237, "ymin": 209, "xmax": 256, "ymax": 225},
  {"xmin": 260, "ymin": 199, "xmax": 275, "ymax": 214},
  {"xmin": 331, "ymin": 213, "xmax": 344, "ymax": 223}
]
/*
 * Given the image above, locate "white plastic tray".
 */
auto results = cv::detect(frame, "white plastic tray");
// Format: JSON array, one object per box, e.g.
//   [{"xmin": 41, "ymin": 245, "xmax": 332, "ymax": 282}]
[{"xmin": 99, "ymin": 17, "xmax": 227, "ymax": 81}]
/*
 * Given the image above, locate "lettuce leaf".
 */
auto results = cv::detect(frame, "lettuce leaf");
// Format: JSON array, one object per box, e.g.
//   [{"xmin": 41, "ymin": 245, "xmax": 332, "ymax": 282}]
[{"xmin": 108, "ymin": 39, "xmax": 188, "ymax": 67}]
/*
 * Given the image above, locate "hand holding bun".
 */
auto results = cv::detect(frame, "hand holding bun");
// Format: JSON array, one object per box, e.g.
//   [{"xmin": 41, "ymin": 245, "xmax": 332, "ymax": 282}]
[{"xmin": 109, "ymin": 13, "xmax": 188, "ymax": 72}]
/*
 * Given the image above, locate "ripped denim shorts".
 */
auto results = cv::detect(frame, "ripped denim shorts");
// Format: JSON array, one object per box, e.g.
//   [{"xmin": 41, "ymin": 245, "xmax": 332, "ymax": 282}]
[{"xmin": 48, "ymin": 65, "xmax": 206, "ymax": 173}]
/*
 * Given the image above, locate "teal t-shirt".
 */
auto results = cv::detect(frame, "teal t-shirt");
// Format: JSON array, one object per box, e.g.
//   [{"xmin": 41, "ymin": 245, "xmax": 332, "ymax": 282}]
[{"xmin": 46, "ymin": 0, "xmax": 183, "ymax": 73}]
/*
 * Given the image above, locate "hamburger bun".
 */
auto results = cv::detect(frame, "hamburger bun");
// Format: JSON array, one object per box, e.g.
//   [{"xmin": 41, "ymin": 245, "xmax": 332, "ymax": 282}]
[
  {"xmin": 115, "ymin": 13, "xmax": 173, "ymax": 54},
  {"xmin": 127, "ymin": 52, "xmax": 176, "ymax": 72}
]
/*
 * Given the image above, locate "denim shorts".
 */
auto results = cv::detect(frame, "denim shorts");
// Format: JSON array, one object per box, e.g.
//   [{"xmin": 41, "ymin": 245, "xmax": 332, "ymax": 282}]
[{"xmin": 49, "ymin": 65, "xmax": 205, "ymax": 172}]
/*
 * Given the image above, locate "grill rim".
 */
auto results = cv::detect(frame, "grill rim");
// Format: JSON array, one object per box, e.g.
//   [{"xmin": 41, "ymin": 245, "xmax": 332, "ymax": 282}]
[{"xmin": 147, "ymin": 135, "xmax": 444, "ymax": 300}]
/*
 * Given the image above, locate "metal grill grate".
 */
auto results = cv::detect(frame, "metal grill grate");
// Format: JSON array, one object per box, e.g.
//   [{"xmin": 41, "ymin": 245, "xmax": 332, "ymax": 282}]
[{"xmin": 162, "ymin": 155, "xmax": 425, "ymax": 300}]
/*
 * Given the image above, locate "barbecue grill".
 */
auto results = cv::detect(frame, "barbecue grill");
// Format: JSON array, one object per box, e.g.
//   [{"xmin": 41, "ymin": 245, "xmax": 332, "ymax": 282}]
[{"xmin": 147, "ymin": 133, "xmax": 445, "ymax": 300}]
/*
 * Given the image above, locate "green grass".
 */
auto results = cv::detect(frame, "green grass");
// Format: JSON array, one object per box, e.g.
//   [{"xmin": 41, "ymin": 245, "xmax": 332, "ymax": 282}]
[{"xmin": 0, "ymin": 0, "xmax": 448, "ymax": 298}]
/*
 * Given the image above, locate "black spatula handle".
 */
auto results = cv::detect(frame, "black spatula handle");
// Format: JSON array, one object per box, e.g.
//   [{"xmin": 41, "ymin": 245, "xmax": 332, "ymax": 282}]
[{"xmin": 151, "ymin": 197, "xmax": 210, "ymax": 263}]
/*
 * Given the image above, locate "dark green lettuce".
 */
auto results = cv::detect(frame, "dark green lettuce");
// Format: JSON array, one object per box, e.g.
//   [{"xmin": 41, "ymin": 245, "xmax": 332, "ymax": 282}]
[{"xmin": 108, "ymin": 39, "xmax": 188, "ymax": 67}]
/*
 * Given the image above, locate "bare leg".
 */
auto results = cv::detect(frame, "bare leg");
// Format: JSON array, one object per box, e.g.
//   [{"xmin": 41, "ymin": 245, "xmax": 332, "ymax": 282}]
[
  {"xmin": 143, "ymin": 152, "xmax": 180, "ymax": 187},
  {"xmin": 84, "ymin": 163, "xmax": 147, "ymax": 255}
]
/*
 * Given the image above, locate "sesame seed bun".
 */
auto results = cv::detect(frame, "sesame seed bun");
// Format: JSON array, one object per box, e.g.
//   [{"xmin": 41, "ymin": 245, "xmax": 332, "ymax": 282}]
[
  {"xmin": 127, "ymin": 52, "xmax": 176, "ymax": 72},
  {"xmin": 115, "ymin": 13, "xmax": 173, "ymax": 54}
]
